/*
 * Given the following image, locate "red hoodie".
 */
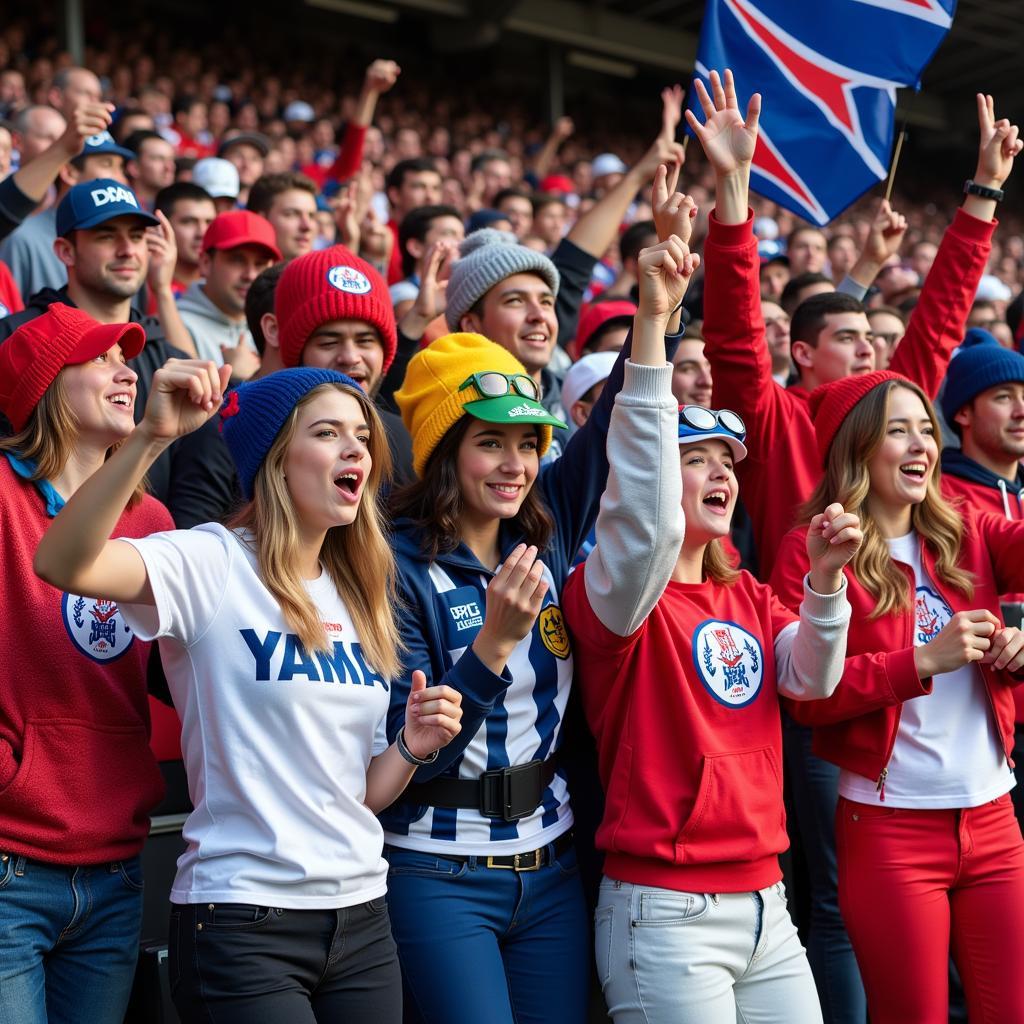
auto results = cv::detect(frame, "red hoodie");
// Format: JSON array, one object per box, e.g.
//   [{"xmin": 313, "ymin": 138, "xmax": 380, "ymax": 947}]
[
  {"xmin": 563, "ymin": 565, "xmax": 797, "ymax": 893},
  {"xmin": 0, "ymin": 456, "xmax": 173, "ymax": 864},
  {"xmin": 942, "ymin": 470, "xmax": 1024, "ymax": 722},
  {"xmin": 770, "ymin": 506, "xmax": 1024, "ymax": 796},
  {"xmin": 702, "ymin": 207, "xmax": 994, "ymax": 580}
]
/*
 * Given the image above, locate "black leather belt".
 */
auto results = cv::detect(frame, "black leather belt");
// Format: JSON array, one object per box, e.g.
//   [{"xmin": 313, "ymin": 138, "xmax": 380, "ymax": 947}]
[
  {"xmin": 404, "ymin": 756, "xmax": 558, "ymax": 823},
  {"xmin": 387, "ymin": 829, "xmax": 575, "ymax": 873}
]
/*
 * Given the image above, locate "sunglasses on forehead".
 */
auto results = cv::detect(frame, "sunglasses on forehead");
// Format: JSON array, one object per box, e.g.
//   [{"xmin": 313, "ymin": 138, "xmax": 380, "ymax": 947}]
[
  {"xmin": 459, "ymin": 371, "xmax": 541, "ymax": 403},
  {"xmin": 679, "ymin": 405, "xmax": 746, "ymax": 439}
]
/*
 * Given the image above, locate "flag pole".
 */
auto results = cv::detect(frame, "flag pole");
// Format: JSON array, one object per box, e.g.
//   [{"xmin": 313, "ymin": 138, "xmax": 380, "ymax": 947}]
[
  {"xmin": 884, "ymin": 125, "xmax": 907, "ymax": 203},
  {"xmin": 682, "ymin": 135, "xmax": 690, "ymax": 156}
]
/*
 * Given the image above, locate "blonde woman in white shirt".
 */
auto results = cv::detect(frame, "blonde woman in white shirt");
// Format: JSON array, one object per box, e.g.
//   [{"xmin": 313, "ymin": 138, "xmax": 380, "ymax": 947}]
[{"xmin": 35, "ymin": 361, "xmax": 463, "ymax": 1024}]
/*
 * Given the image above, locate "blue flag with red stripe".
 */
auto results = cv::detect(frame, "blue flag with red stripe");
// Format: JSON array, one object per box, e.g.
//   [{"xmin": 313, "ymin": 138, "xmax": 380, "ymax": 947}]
[{"xmin": 690, "ymin": 0, "xmax": 955, "ymax": 224}]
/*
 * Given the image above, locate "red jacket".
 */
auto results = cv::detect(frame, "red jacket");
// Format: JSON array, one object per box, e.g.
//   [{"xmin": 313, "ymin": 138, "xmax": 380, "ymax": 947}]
[
  {"xmin": 0, "ymin": 455, "xmax": 173, "ymax": 863},
  {"xmin": 770, "ymin": 507, "xmax": 1024, "ymax": 795},
  {"xmin": 702, "ymin": 208, "xmax": 995, "ymax": 580},
  {"xmin": 563, "ymin": 565, "xmax": 796, "ymax": 893},
  {"xmin": 942, "ymin": 468, "xmax": 1024, "ymax": 721}
]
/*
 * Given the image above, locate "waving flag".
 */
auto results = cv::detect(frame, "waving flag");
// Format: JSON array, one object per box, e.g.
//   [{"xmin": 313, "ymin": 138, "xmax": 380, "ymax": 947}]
[{"xmin": 690, "ymin": 0, "xmax": 956, "ymax": 225}]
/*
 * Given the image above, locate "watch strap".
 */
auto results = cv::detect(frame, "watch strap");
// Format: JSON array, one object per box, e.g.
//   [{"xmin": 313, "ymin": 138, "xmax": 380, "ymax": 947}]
[
  {"xmin": 964, "ymin": 179, "xmax": 1005, "ymax": 202},
  {"xmin": 397, "ymin": 725, "xmax": 440, "ymax": 766}
]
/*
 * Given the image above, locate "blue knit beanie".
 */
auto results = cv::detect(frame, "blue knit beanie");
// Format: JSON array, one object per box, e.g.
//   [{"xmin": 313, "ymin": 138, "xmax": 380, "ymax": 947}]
[
  {"xmin": 219, "ymin": 368, "xmax": 361, "ymax": 499},
  {"xmin": 941, "ymin": 334, "xmax": 1024, "ymax": 424}
]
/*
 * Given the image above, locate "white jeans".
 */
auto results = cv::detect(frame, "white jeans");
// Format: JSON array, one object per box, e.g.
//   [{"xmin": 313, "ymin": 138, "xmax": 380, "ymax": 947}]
[{"xmin": 595, "ymin": 876, "xmax": 823, "ymax": 1024}]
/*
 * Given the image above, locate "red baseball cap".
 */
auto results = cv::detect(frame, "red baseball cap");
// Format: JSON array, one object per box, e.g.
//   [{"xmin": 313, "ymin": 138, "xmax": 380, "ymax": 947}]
[
  {"xmin": 539, "ymin": 175, "xmax": 575, "ymax": 195},
  {"xmin": 574, "ymin": 300, "xmax": 637, "ymax": 356},
  {"xmin": 0, "ymin": 304, "xmax": 146, "ymax": 431},
  {"xmin": 201, "ymin": 210, "xmax": 282, "ymax": 260}
]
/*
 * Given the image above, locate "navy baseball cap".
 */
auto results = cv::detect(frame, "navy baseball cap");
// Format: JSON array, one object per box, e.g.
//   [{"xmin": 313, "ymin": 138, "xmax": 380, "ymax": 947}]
[
  {"xmin": 57, "ymin": 179, "xmax": 160, "ymax": 237},
  {"xmin": 71, "ymin": 130, "xmax": 136, "ymax": 164}
]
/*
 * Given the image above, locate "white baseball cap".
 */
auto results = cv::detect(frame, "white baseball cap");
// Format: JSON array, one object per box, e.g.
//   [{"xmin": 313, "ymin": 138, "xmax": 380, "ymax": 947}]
[
  {"xmin": 591, "ymin": 153, "xmax": 627, "ymax": 178},
  {"xmin": 561, "ymin": 351, "xmax": 618, "ymax": 414},
  {"xmin": 192, "ymin": 157, "xmax": 240, "ymax": 199}
]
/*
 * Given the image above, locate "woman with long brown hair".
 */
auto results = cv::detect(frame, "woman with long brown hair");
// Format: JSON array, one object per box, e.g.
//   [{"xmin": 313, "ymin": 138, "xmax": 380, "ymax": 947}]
[
  {"xmin": 771, "ymin": 370, "xmax": 1024, "ymax": 1024},
  {"xmin": 34, "ymin": 361, "xmax": 463, "ymax": 1023}
]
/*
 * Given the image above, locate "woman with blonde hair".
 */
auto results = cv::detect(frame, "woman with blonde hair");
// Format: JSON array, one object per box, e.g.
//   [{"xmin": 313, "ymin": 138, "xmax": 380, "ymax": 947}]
[
  {"xmin": 771, "ymin": 370, "xmax": 1024, "ymax": 1024},
  {"xmin": 35, "ymin": 359, "xmax": 463, "ymax": 1023},
  {"xmin": 0, "ymin": 304, "xmax": 173, "ymax": 1024}
]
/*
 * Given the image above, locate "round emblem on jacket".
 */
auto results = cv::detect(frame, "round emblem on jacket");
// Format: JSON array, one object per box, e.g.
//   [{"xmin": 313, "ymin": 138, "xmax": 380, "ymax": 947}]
[
  {"xmin": 540, "ymin": 604, "xmax": 570, "ymax": 660},
  {"xmin": 61, "ymin": 592, "xmax": 135, "ymax": 663},
  {"xmin": 692, "ymin": 619, "xmax": 764, "ymax": 708},
  {"xmin": 327, "ymin": 265, "xmax": 371, "ymax": 294},
  {"xmin": 914, "ymin": 586, "xmax": 952, "ymax": 644}
]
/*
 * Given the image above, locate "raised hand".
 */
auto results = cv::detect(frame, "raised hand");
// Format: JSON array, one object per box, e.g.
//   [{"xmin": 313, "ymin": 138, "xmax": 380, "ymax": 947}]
[
  {"xmin": 685, "ymin": 68, "xmax": 761, "ymax": 178},
  {"xmin": 59, "ymin": 100, "xmax": 114, "ymax": 158},
  {"xmin": 975, "ymin": 92, "xmax": 1022, "ymax": 189},
  {"xmin": 862, "ymin": 199, "xmax": 908, "ymax": 266},
  {"xmin": 404, "ymin": 670, "xmax": 463, "ymax": 759},
  {"xmin": 805, "ymin": 503, "xmax": 862, "ymax": 593},
  {"xmin": 652, "ymin": 163, "xmax": 698, "ymax": 245},
  {"xmin": 145, "ymin": 209, "xmax": 178, "ymax": 295},
  {"xmin": 334, "ymin": 179, "xmax": 361, "ymax": 251},
  {"xmin": 140, "ymin": 359, "xmax": 231, "ymax": 443},
  {"xmin": 220, "ymin": 342, "xmax": 261, "ymax": 381},
  {"xmin": 364, "ymin": 59, "xmax": 401, "ymax": 95},
  {"xmin": 634, "ymin": 134, "xmax": 686, "ymax": 185},
  {"xmin": 473, "ymin": 544, "xmax": 549, "ymax": 672},
  {"xmin": 398, "ymin": 238, "xmax": 456, "ymax": 340},
  {"xmin": 637, "ymin": 236, "xmax": 700, "ymax": 320},
  {"xmin": 913, "ymin": 609, "xmax": 1001, "ymax": 679},
  {"xmin": 554, "ymin": 115, "xmax": 575, "ymax": 141},
  {"xmin": 661, "ymin": 83, "xmax": 686, "ymax": 140}
]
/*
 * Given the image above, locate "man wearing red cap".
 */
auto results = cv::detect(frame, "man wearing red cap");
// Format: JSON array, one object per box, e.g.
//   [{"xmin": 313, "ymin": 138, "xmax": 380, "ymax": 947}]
[
  {"xmin": 275, "ymin": 244, "xmax": 414, "ymax": 484},
  {"xmin": 177, "ymin": 210, "xmax": 281, "ymax": 374}
]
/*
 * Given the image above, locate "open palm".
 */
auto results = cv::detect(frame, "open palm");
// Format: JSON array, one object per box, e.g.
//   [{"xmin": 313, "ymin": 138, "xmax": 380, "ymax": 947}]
[{"xmin": 685, "ymin": 69, "xmax": 761, "ymax": 176}]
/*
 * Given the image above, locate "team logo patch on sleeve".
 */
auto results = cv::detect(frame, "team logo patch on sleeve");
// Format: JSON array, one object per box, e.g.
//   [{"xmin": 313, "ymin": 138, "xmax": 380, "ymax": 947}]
[
  {"xmin": 327, "ymin": 265, "xmax": 372, "ymax": 294},
  {"xmin": 692, "ymin": 619, "xmax": 764, "ymax": 707},
  {"xmin": 914, "ymin": 586, "xmax": 952, "ymax": 644},
  {"xmin": 540, "ymin": 605, "xmax": 570, "ymax": 660},
  {"xmin": 61, "ymin": 592, "xmax": 135, "ymax": 663}
]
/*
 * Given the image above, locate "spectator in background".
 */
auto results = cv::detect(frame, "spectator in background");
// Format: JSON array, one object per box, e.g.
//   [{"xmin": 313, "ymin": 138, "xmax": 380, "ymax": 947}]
[
  {"xmin": 0, "ymin": 67, "xmax": 26, "ymax": 119},
  {"xmin": 470, "ymin": 148, "xmax": 513, "ymax": 208},
  {"xmin": 171, "ymin": 96, "xmax": 213, "ymax": 159},
  {"xmin": 604, "ymin": 219, "xmax": 658, "ymax": 302},
  {"xmin": 590, "ymin": 152, "xmax": 627, "ymax": 195},
  {"xmin": 532, "ymin": 193, "xmax": 567, "ymax": 252},
  {"xmin": 12, "ymin": 104, "xmax": 66, "ymax": 167},
  {"xmin": 761, "ymin": 298, "xmax": 792, "ymax": 385},
  {"xmin": 384, "ymin": 157, "xmax": 442, "ymax": 282},
  {"xmin": 828, "ymin": 233, "xmax": 857, "ymax": 285},
  {"xmin": 153, "ymin": 181, "xmax": 216, "ymax": 300},
  {"xmin": 671, "ymin": 333, "xmax": 714, "ymax": 408},
  {"xmin": 0, "ymin": 120, "xmax": 11, "ymax": 179},
  {"xmin": 112, "ymin": 108, "xmax": 156, "ymax": 144},
  {"xmin": 787, "ymin": 225, "xmax": 828, "ymax": 276},
  {"xmin": 177, "ymin": 209, "xmax": 280, "ymax": 371},
  {"xmin": 191, "ymin": 156, "xmax": 239, "ymax": 214},
  {"xmin": 245, "ymin": 260, "xmax": 288, "ymax": 379},
  {"xmin": 909, "ymin": 239, "xmax": 938, "ymax": 282},
  {"xmin": 494, "ymin": 186, "xmax": 534, "ymax": 240},
  {"xmin": 218, "ymin": 131, "xmax": 269, "ymax": 207},
  {"xmin": 390, "ymin": 203, "xmax": 463, "ymax": 317},
  {"xmin": 760, "ymin": 253, "xmax": 790, "ymax": 302},
  {"xmin": 46, "ymin": 65, "xmax": 102, "ymax": 119},
  {"xmin": 573, "ymin": 300, "xmax": 636, "ymax": 357},
  {"xmin": 248, "ymin": 170, "xmax": 318, "ymax": 260},
  {"xmin": 124, "ymin": 129, "xmax": 176, "ymax": 211},
  {"xmin": 867, "ymin": 305, "xmax": 907, "ymax": 369},
  {"xmin": 780, "ymin": 271, "xmax": 834, "ymax": 316}
]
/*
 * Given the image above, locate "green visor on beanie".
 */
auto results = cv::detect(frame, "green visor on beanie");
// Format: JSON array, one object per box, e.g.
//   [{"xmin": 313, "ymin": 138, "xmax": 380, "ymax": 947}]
[{"xmin": 462, "ymin": 393, "xmax": 567, "ymax": 430}]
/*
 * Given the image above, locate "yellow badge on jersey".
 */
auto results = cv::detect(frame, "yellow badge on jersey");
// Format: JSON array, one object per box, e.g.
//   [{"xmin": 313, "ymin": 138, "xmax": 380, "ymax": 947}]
[{"xmin": 540, "ymin": 604, "xmax": 570, "ymax": 660}]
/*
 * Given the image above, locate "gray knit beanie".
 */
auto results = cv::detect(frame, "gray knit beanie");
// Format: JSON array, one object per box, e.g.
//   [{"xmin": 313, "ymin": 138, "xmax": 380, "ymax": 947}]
[{"xmin": 444, "ymin": 228, "xmax": 560, "ymax": 331}]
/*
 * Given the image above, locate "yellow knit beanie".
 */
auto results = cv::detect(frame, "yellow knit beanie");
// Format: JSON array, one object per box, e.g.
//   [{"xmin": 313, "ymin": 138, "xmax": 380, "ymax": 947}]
[{"xmin": 395, "ymin": 332, "xmax": 556, "ymax": 476}]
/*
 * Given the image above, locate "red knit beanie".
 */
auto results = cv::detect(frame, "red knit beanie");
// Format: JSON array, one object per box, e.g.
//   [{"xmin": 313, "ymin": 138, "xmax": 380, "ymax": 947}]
[
  {"xmin": 275, "ymin": 245, "xmax": 397, "ymax": 371},
  {"xmin": 809, "ymin": 370, "xmax": 913, "ymax": 464}
]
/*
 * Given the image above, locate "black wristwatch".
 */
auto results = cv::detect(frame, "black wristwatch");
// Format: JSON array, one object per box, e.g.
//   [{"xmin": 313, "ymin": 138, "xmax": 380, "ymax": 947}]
[
  {"xmin": 397, "ymin": 726, "xmax": 439, "ymax": 766},
  {"xmin": 964, "ymin": 179, "xmax": 1005, "ymax": 202}
]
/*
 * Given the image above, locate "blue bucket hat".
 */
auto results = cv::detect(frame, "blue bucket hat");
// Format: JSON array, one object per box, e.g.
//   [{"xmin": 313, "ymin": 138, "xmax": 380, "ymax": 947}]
[
  {"xmin": 56, "ymin": 178, "xmax": 159, "ymax": 237},
  {"xmin": 218, "ymin": 368, "xmax": 363, "ymax": 499}
]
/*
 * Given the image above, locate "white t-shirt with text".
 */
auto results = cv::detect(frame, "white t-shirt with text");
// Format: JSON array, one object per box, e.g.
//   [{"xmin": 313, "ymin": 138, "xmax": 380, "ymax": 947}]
[{"xmin": 121, "ymin": 523, "xmax": 391, "ymax": 908}]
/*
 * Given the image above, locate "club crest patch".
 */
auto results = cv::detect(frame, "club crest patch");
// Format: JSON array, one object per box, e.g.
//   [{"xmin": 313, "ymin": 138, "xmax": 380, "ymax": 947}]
[
  {"xmin": 327, "ymin": 265, "xmax": 371, "ymax": 295},
  {"xmin": 692, "ymin": 619, "xmax": 764, "ymax": 707},
  {"xmin": 914, "ymin": 586, "xmax": 952, "ymax": 645},
  {"xmin": 540, "ymin": 604, "xmax": 570, "ymax": 660},
  {"xmin": 61, "ymin": 592, "xmax": 135, "ymax": 663}
]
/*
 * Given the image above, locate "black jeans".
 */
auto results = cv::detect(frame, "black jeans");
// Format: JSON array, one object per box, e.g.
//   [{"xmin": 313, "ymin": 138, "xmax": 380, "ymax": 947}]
[{"xmin": 168, "ymin": 898, "xmax": 402, "ymax": 1023}]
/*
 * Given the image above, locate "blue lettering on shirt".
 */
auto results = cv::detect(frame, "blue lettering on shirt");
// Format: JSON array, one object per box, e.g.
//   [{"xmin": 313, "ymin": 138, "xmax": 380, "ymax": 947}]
[{"xmin": 238, "ymin": 628, "xmax": 388, "ymax": 689}]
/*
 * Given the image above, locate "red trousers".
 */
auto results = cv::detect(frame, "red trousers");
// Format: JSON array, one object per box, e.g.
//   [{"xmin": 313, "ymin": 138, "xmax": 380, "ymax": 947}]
[{"xmin": 836, "ymin": 793, "xmax": 1024, "ymax": 1024}]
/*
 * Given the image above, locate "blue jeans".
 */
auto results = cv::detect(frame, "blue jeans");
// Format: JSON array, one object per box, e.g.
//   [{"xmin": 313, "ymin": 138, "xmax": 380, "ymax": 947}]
[
  {"xmin": 385, "ymin": 839, "xmax": 589, "ymax": 1024},
  {"xmin": 0, "ymin": 853, "xmax": 144, "ymax": 1024},
  {"xmin": 782, "ymin": 715, "xmax": 866, "ymax": 1024}
]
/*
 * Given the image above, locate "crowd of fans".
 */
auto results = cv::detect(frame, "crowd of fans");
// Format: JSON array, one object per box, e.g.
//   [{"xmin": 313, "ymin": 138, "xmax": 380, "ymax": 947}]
[{"xmin": 3, "ymin": 15, "xmax": 1024, "ymax": 1024}]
